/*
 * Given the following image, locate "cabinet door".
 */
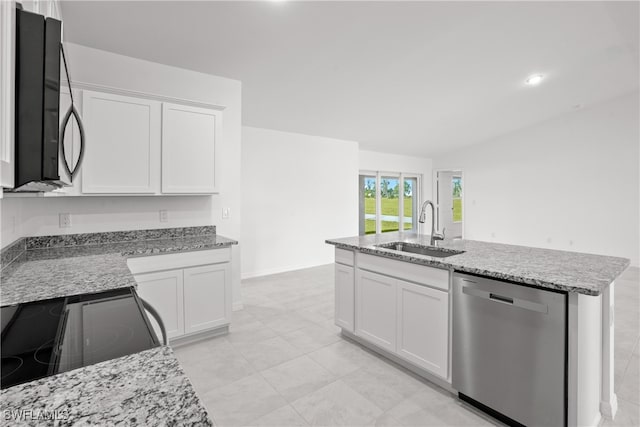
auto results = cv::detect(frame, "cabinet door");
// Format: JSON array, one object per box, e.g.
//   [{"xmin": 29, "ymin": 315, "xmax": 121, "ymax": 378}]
[
  {"xmin": 0, "ymin": 1, "xmax": 15, "ymax": 189},
  {"xmin": 183, "ymin": 263, "xmax": 231, "ymax": 334},
  {"xmin": 335, "ymin": 263, "xmax": 354, "ymax": 332},
  {"xmin": 161, "ymin": 103, "xmax": 220, "ymax": 194},
  {"xmin": 396, "ymin": 280, "xmax": 448, "ymax": 378},
  {"xmin": 135, "ymin": 270, "xmax": 185, "ymax": 340},
  {"xmin": 356, "ymin": 269, "xmax": 397, "ymax": 352},
  {"xmin": 82, "ymin": 91, "xmax": 160, "ymax": 194}
]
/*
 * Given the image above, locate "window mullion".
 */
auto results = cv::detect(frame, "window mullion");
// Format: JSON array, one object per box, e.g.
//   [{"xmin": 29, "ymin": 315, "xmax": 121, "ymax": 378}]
[
  {"xmin": 375, "ymin": 171, "xmax": 381, "ymax": 234},
  {"xmin": 399, "ymin": 173, "xmax": 404, "ymax": 233}
]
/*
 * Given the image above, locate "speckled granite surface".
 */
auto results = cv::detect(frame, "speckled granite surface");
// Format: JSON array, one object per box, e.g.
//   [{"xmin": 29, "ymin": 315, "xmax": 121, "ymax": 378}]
[
  {"xmin": 0, "ymin": 238, "xmax": 25, "ymax": 268},
  {"xmin": 1, "ymin": 229, "xmax": 237, "ymax": 307},
  {"xmin": 0, "ymin": 346, "xmax": 213, "ymax": 426},
  {"xmin": 25, "ymin": 225, "xmax": 217, "ymax": 249},
  {"xmin": 326, "ymin": 232, "xmax": 630, "ymax": 296}
]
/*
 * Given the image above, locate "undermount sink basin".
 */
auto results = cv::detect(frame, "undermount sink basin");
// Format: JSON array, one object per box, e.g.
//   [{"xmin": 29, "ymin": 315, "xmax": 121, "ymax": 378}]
[{"xmin": 376, "ymin": 242, "xmax": 464, "ymax": 258}]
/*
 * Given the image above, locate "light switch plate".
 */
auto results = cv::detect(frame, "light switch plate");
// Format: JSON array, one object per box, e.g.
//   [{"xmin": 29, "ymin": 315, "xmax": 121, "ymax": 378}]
[
  {"xmin": 222, "ymin": 207, "xmax": 231, "ymax": 219},
  {"xmin": 159, "ymin": 210, "xmax": 168, "ymax": 223}
]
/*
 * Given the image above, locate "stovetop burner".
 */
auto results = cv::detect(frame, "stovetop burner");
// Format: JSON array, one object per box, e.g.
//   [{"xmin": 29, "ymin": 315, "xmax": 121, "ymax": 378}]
[
  {"xmin": 1, "ymin": 287, "xmax": 159, "ymax": 389},
  {"xmin": 1, "ymin": 356, "xmax": 24, "ymax": 380}
]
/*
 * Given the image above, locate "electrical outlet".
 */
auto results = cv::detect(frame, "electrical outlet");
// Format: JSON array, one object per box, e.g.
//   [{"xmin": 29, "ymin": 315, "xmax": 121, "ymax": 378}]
[
  {"xmin": 159, "ymin": 210, "xmax": 168, "ymax": 223},
  {"xmin": 59, "ymin": 213, "xmax": 71, "ymax": 228},
  {"xmin": 222, "ymin": 207, "xmax": 231, "ymax": 219}
]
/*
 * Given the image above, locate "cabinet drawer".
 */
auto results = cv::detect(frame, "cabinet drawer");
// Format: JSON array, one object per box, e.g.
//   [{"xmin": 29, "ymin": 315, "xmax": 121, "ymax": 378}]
[
  {"xmin": 335, "ymin": 248, "xmax": 354, "ymax": 266},
  {"xmin": 358, "ymin": 253, "xmax": 449, "ymax": 291},
  {"xmin": 127, "ymin": 248, "xmax": 231, "ymax": 274}
]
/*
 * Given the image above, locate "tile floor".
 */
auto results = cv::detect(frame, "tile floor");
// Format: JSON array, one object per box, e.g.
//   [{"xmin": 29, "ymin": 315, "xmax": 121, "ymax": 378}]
[{"xmin": 174, "ymin": 265, "xmax": 640, "ymax": 426}]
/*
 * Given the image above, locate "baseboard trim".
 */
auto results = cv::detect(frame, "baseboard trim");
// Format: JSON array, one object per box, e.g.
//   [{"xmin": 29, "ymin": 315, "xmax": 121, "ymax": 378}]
[
  {"xmin": 241, "ymin": 262, "xmax": 332, "ymax": 280},
  {"xmin": 168, "ymin": 325, "xmax": 229, "ymax": 348},
  {"xmin": 340, "ymin": 329, "xmax": 455, "ymax": 394},
  {"xmin": 600, "ymin": 393, "xmax": 618, "ymax": 420}
]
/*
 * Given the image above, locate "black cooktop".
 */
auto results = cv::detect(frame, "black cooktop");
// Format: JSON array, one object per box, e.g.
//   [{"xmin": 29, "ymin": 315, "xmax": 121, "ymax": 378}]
[{"xmin": 1, "ymin": 287, "xmax": 159, "ymax": 389}]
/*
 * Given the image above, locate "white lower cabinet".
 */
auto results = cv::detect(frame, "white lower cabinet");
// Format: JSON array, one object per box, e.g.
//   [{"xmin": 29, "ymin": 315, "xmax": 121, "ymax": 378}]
[
  {"xmin": 132, "ymin": 251, "xmax": 232, "ymax": 344},
  {"xmin": 334, "ymin": 263, "xmax": 355, "ymax": 332},
  {"xmin": 183, "ymin": 263, "xmax": 231, "ymax": 334},
  {"xmin": 134, "ymin": 269, "xmax": 185, "ymax": 340},
  {"xmin": 396, "ymin": 279, "xmax": 448, "ymax": 378},
  {"xmin": 356, "ymin": 269, "xmax": 397, "ymax": 352}
]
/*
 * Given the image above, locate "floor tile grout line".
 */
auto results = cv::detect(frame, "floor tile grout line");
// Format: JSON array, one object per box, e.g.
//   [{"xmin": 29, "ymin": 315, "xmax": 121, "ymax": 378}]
[{"xmin": 252, "ymin": 367, "xmax": 316, "ymax": 426}]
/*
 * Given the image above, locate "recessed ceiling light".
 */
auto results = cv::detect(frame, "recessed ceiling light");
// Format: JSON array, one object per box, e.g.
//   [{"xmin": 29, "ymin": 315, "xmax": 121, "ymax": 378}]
[{"xmin": 525, "ymin": 74, "xmax": 545, "ymax": 86}]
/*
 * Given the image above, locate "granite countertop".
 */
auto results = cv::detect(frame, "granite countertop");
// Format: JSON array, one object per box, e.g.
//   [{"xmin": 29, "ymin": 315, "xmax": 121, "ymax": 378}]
[
  {"xmin": 0, "ymin": 346, "xmax": 213, "ymax": 426},
  {"xmin": 326, "ymin": 232, "xmax": 630, "ymax": 296},
  {"xmin": 1, "ymin": 227, "xmax": 238, "ymax": 307}
]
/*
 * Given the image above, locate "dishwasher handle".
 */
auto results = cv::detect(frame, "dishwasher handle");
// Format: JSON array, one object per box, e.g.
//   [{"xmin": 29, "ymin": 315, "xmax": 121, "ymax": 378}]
[
  {"xmin": 462, "ymin": 285, "xmax": 548, "ymax": 314},
  {"xmin": 489, "ymin": 293, "xmax": 513, "ymax": 304}
]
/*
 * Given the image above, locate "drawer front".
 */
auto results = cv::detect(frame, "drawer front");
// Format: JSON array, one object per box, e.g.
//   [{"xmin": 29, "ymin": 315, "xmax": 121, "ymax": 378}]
[
  {"xmin": 335, "ymin": 248, "xmax": 354, "ymax": 266},
  {"xmin": 358, "ymin": 253, "xmax": 449, "ymax": 291},
  {"xmin": 127, "ymin": 248, "xmax": 231, "ymax": 275}
]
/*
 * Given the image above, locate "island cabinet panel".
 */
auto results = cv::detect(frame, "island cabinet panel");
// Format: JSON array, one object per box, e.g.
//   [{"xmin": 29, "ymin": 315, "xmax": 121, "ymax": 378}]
[
  {"xmin": 334, "ymin": 263, "xmax": 355, "ymax": 332},
  {"xmin": 135, "ymin": 270, "xmax": 185, "ymax": 340},
  {"xmin": 355, "ymin": 269, "xmax": 397, "ymax": 352},
  {"xmin": 396, "ymin": 279, "xmax": 448, "ymax": 378},
  {"xmin": 183, "ymin": 263, "xmax": 231, "ymax": 334},
  {"xmin": 161, "ymin": 103, "xmax": 220, "ymax": 194}
]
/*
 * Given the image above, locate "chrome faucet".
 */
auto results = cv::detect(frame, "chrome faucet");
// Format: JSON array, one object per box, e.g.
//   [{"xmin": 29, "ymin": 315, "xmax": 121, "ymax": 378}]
[{"xmin": 418, "ymin": 200, "xmax": 445, "ymax": 246}]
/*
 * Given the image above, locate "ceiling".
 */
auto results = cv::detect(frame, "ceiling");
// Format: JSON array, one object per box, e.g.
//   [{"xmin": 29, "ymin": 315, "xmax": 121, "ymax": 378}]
[{"xmin": 60, "ymin": 1, "xmax": 639, "ymax": 156}]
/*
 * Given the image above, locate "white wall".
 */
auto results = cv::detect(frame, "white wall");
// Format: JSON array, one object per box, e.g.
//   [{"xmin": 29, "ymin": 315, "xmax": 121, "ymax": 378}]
[
  {"xmin": 433, "ymin": 92, "xmax": 640, "ymax": 266},
  {"xmin": 0, "ymin": 43, "xmax": 244, "ymax": 305},
  {"xmin": 241, "ymin": 126, "xmax": 359, "ymax": 278}
]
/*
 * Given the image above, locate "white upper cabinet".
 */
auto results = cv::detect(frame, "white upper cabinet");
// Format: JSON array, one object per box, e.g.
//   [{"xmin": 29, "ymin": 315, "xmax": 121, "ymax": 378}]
[
  {"xmin": 162, "ymin": 103, "xmax": 220, "ymax": 194},
  {"xmin": 0, "ymin": 1, "xmax": 15, "ymax": 190},
  {"xmin": 81, "ymin": 90, "xmax": 161, "ymax": 194}
]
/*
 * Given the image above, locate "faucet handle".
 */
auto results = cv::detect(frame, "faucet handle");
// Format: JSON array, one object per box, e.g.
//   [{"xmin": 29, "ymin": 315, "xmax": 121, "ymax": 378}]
[{"xmin": 434, "ymin": 227, "xmax": 446, "ymax": 241}]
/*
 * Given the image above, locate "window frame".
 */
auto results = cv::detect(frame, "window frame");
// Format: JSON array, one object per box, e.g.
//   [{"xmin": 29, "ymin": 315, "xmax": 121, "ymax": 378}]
[{"xmin": 359, "ymin": 170, "xmax": 422, "ymax": 235}]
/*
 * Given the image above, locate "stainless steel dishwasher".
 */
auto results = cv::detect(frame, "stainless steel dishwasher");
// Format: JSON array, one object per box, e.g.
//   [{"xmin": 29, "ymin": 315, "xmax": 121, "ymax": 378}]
[{"xmin": 452, "ymin": 272, "xmax": 567, "ymax": 427}]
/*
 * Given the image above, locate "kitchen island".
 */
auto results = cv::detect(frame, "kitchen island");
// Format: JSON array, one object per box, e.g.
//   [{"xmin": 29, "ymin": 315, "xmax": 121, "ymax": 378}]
[{"xmin": 326, "ymin": 232, "xmax": 630, "ymax": 427}]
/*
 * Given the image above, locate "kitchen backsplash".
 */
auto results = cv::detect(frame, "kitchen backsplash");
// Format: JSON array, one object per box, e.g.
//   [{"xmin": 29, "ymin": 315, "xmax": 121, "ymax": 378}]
[
  {"xmin": 0, "ymin": 226, "xmax": 217, "ymax": 270},
  {"xmin": 25, "ymin": 226, "xmax": 217, "ymax": 250}
]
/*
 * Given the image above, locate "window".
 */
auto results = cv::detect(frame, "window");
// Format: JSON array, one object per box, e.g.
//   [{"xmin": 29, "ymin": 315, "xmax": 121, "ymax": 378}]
[
  {"xmin": 452, "ymin": 176, "xmax": 462, "ymax": 222},
  {"xmin": 359, "ymin": 172, "xmax": 421, "ymax": 235}
]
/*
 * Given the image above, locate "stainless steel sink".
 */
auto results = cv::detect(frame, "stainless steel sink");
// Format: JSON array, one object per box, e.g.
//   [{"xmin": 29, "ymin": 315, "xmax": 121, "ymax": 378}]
[{"xmin": 376, "ymin": 242, "xmax": 464, "ymax": 258}]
